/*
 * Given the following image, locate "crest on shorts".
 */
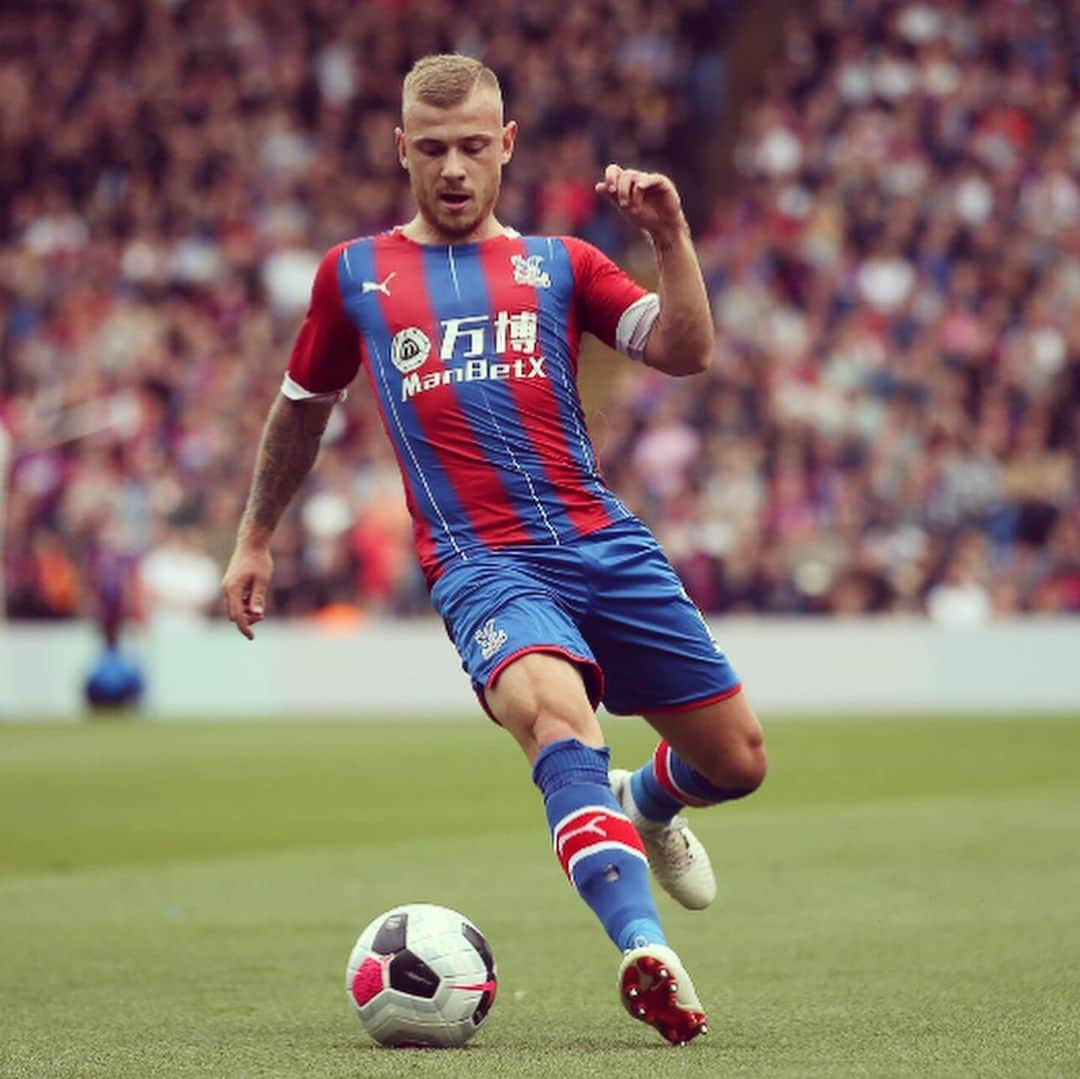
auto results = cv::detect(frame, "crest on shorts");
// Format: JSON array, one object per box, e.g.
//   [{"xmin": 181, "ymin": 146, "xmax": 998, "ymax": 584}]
[
  {"xmin": 390, "ymin": 327, "xmax": 431, "ymax": 374},
  {"xmin": 511, "ymin": 254, "xmax": 551, "ymax": 289},
  {"xmin": 474, "ymin": 618, "xmax": 508, "ymax": 660}
]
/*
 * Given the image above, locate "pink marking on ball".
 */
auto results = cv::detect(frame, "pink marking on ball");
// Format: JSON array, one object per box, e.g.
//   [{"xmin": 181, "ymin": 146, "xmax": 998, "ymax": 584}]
[
  {"xmin": 452, "ymin": 978, "xmax": 497, "ymax": 999},
  {"xmin": 350, "ymin": 957, "xmax": 386, "ymax": 1007}
]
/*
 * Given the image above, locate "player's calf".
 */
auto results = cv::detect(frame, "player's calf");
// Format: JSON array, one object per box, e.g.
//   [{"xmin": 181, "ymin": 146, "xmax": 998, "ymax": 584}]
[
  {"xmin": 641, "ymin": 690, "xmax": 768, "ymax": 814},
  {"xmin": 533, "ymin": 738, "xmax": 669, "ymax": 952},
  {"xmin": 647, "ymin": 737, "xmax": 765, "ymax": 813}
]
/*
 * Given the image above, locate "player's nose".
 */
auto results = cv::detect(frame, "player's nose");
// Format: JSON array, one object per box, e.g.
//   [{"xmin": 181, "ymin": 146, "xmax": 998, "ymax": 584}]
[{"xmin": 441, "ymin": 149, "xmax": 467, "ymax": 181}]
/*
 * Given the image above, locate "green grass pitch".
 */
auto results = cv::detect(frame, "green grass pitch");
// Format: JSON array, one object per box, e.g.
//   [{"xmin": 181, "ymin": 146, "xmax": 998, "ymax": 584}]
[{"xmin": 1, "ymin": 714, "xmax": 1078, "ymax": 1078}]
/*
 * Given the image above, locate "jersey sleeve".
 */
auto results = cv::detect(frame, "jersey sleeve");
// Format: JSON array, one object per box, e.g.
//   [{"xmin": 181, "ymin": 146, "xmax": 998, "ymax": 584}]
[
  {"xmin": 563, "ymin": 236, "xmax": 660, "ymax": 361},
  {"xmin": 283, "ymin": 243, "xmax": 361, "ymax": 401}
]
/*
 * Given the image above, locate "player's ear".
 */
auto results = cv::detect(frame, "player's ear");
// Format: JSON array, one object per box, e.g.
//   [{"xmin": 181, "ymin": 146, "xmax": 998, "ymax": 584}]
[
  {"xmin": 500, "ymin": 120, "xmax": 518, "ymax": 166},
  {"xmin": 394, "ymin": 127, "xmax": 408, "ymax": 170}
]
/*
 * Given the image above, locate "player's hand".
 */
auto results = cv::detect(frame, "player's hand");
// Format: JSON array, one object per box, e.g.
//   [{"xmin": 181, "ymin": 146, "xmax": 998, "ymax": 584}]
[
  {"xmin": 222, "ymin": 544, "xmax": 273, "ymax": 640},
  {"xmin": 595, "ymin": 164, "xmax": 686, "ymax": 245}
]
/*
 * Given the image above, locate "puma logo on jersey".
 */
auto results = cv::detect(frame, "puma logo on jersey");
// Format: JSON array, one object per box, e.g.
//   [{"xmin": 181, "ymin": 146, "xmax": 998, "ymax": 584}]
[{"xmin": 362, "ymin": 272, "xmax": 397, "ymax": 296}]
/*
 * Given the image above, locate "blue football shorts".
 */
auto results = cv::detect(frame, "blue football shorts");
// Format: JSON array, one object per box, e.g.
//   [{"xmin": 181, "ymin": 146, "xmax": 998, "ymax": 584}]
[{"xmin": 430, "ymin": 517, "xmax": 742, "ymax": 720}]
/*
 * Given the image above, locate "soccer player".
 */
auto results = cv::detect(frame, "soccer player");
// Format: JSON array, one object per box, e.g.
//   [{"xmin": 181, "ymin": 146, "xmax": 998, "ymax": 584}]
[{"xmin": 222, "ymin": 54, "xmax": 766, "ymax": 1046}]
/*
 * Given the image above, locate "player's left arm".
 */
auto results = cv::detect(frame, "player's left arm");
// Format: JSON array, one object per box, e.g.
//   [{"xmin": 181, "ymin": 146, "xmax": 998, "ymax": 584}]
[{"xmin": 596, "ymin": 164, "xmax": 713, "ymax": 376}]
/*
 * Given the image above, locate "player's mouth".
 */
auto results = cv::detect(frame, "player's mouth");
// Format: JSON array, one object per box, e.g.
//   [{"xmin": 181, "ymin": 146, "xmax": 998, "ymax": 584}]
[{"xmin": 439, "ymin": 191, "xmax": 472, "ymax": 210}]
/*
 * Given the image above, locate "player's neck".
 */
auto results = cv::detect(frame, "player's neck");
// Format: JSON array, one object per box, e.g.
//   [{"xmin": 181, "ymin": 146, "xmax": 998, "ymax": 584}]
[{"xmin": 398, "ymin": 213, "xmax": 509, "ymax": 246}]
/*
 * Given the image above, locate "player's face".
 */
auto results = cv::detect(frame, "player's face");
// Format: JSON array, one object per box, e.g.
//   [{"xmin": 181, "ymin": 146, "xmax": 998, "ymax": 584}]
[{"xmin": 396, "ymin": 86, "xmax": 517, "ymax": 243}]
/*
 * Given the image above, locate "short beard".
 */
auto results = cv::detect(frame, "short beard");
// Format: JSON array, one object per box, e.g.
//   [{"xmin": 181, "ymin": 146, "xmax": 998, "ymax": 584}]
[
  {"xmin": 429, "ymin": 207, "xmax": 483, "ymax": 238},
  {"xmin": 416, "ymin": 182, "xmax": 498, "ymax": 241}
]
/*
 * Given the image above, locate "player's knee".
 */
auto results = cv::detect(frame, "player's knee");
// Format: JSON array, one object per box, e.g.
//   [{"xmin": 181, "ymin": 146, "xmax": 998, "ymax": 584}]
[
  {"xmin": 531, "ymin": 711, "xmax": 595, "ymax": 749},
  {"xmin": 526, "ymin": 683, "xmax": 598, "ymax": 749},
  {"xmin": 516, "ymin": 703, "xmax": 600, "ymax": 761},
  {"xmin": 730, "ymin": 739, "xmax": 768, "ymax": 795},
  {"xmin": 491, "ymin": 655, "xmax": 600, "ymax": 756},
  {"xmin": 697, "ymin": 733, "xmax": 767, "ymax": 797}
]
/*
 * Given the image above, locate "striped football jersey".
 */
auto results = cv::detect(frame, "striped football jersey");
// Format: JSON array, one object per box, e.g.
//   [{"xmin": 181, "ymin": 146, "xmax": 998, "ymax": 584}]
[{"xmin": 284, "ymin": 228, "xmax": 659, "ymax": 585}]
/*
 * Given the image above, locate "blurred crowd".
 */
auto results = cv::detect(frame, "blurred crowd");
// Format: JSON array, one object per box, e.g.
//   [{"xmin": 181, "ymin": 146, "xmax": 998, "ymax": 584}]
[
  {"xmin": 603, "ymin": 0, "xmax": 1079, "ymax": 619},
  {"xmin": 1, "ymin": 0, "xmax": 1076, "ymax": 628}
]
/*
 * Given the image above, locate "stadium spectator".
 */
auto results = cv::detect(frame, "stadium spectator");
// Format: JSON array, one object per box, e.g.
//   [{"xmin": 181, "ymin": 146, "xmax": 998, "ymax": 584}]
[
  {"xmin": 610, "ymin": 0, "xmax": 1078, "ymax": 617},
  {"xmin": 137, "ymin": 526, "xmax": 221, "ymax": 630}
]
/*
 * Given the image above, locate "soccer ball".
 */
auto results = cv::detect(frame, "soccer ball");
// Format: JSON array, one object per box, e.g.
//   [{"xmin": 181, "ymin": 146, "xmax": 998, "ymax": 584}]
[{"xmin": 345, "ymin": 903, "xmax": 497, "ymax": 1048}]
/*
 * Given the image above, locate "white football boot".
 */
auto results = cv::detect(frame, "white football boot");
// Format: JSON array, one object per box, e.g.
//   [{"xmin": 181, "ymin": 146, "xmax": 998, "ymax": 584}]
[
  {"xmin": 609, "ymin": 768, "xmax": 717, "ymax": 910},
  {"xmin": 617, "ymin": 943, "xmax": 708, "ymax": 1045}
]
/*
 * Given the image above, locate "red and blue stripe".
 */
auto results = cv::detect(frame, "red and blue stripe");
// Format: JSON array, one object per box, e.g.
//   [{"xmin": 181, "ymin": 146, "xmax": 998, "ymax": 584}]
[{"xmin": 335, "ymin": 232, "xmax": 627, "ymax": 584}]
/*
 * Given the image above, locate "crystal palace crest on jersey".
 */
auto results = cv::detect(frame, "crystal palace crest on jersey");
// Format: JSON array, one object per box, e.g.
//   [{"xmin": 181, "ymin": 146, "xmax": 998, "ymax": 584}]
[
  {"xmin": 390, "ymin": 327, "xmax": 431, "ymax": 374},
  {"xmin": 511, "ymin": 254, "xmax": 551, "ymax": 289}
]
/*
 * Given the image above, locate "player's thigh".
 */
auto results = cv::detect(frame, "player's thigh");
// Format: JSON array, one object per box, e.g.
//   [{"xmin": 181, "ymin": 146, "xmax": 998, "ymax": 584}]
[
  {"xmin": 485, "ymin": 651, "xmax": 605, "ymax": 762},
  {"xmin": 430, "ymin": 555, "xmax": 603, "ymax": 760},
  {"xmin": 644, "ymin": 690, "xmax": 767, "ymax": 793}
]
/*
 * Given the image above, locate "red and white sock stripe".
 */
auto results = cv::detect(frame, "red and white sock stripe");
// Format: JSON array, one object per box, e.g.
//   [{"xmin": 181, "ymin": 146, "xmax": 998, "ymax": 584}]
[
  {"xmin": 652, "ymin": 741, "xmax": 711, "ymax": 808},
  {"xmin": 552, "ymin": 805, "xmax": 646, "ymax": 881}
]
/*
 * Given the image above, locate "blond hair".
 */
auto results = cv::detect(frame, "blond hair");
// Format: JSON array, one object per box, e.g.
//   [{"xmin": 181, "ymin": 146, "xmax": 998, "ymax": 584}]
[{"xmin": 402, "ymin": 54, "xmax": 502, "ymax": 115}]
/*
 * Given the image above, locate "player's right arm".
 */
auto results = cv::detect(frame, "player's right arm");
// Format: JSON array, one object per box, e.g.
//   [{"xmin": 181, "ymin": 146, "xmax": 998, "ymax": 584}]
[
  {"xmin": 223, "ymin": 243, "xmax": 361, "ymax": 639},
  {"xmin": 222, "ymin": 395, "xmax": 335, "ymax": 639}
]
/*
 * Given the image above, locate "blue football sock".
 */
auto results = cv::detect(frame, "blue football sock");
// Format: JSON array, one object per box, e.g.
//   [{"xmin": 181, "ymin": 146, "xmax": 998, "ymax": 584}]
[
  {"xmin": 631, "ymin": 740, "xmax": 738, "ymax": 823},
  {"xmin": 532, "ymin": 738, "xmax": 666, "ymax": 953}
]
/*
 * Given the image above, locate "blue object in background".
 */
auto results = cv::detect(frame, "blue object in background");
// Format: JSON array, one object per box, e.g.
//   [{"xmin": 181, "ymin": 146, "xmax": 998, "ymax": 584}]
[{"xmin": 84, "ymin": 647, "xmax": 145, "ymax": 711}]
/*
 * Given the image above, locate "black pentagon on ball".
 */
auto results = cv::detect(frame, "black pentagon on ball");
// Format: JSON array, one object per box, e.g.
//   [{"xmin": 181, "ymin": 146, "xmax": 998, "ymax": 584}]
[
  {"xmin": 388, "ymin": 949, "xmax": 441, "ymax": 998},
  {"xmin": 472, "ymin": 989, "xmax": 495, "ymax": 1025},
  {"xmin": 461, "ymin": 923, "xmax": 496, "ymax": 981},
  {"xmin": 370, "ymin": 911, "xmax": 408, "ymax": 956},
  {"xmin": 461, "ymin": 922, "xmax": 497, "ymax": 1025}
]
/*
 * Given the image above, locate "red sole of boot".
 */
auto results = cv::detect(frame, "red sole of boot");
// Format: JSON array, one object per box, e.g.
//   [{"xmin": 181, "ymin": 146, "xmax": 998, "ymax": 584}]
[{"xmin": 620, "ymin": 954, "xmax": 709, "ymax": 1046}]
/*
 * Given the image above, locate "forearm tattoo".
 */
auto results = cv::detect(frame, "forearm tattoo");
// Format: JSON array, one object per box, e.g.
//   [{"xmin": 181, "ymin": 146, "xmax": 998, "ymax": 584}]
[{"xmin": 238, "ymin": 397, "xmax": 331, "ymax": 542}]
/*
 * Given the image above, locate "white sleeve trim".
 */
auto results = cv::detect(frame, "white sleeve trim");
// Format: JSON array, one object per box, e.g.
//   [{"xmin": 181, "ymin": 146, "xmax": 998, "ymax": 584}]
[
  {"xmin": 615, "ymin": 292, "xmax": 660, "ymax": 362},
  {"xmin": 280, "ymin": 373, "xmax": 347, "ymax": 403}
]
